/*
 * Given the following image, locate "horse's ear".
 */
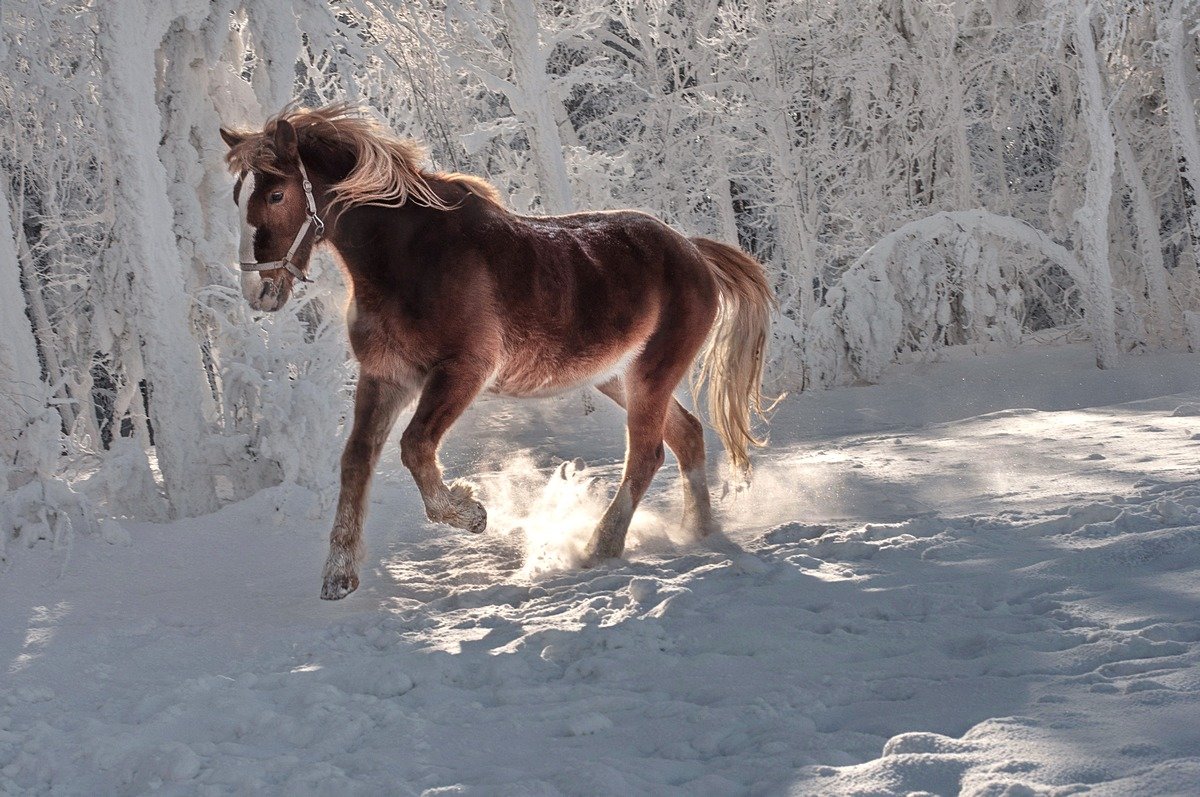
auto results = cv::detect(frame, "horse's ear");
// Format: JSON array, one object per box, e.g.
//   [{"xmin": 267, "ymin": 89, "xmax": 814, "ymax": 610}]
[
  {"xmin": 273, "ymin": 119, "xmax": 300, "ymax": 165},
  {"xmin": 219, "ymin": 127, "xmax": 245, "ymax": 149}
]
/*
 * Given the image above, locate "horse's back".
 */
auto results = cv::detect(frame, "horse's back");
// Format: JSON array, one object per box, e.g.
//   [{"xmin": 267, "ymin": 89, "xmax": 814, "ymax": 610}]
[
  {"xmin": 498, "ymin": 208, "xmax": 715, "ymax": 308},
  {"xmin": 481, "ymin": 207, "xmax": 718, "ymax": 397}
]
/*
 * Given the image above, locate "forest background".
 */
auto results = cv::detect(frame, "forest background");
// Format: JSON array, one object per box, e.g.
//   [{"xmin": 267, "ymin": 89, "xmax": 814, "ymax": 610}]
[{"xmin": 2, "ymin": 0, "xmax": 1199, "ymax": 541}]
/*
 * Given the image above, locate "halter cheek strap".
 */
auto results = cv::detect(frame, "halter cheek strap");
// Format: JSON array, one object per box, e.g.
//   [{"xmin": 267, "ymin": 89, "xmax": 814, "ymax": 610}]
[{"xmin": 239, "ymin": 159, "xmax": 325, "ymax": 283}]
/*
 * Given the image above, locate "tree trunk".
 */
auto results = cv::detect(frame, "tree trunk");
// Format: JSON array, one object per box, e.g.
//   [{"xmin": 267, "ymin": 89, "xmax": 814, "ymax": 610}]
[
  {"xmin": 1113, "ymin": 115, "xmax": 1172, "ymax": 344},
  {"xmin": 501, "ymin": 0, "xmax": 574, "ymax": 213},
  {"xmin": 1158, "ymin": 0, "xmax": 1200, "ymax": 270},
  {"xmin": 12, "ymin": 181, "xmax": 75, "ymax": 435},
  {"xmin": 1071, "ymin": 3, "xmax": 1119, "ymax": 369},
  {"xmin": 0, "ymin": 177, "xmax": 59, "ymax": 488},
  {"xmin": 97, "ymin": 4, "xmax": 218, "ymax": 517},
  {"xmin": 245, "ymin": 0, "xmax": 304, "ymax": 112}
]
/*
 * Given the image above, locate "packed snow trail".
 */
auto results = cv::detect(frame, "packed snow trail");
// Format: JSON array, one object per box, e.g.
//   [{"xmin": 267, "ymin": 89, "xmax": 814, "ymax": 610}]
[{"xmin": 3, "ymin": 345, "xmax": 1200, "ymax": 795}]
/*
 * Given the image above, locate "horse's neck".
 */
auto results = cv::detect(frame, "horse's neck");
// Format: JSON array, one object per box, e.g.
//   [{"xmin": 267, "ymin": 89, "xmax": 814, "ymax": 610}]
[{"xmin": 327, "ymin": 202, "xmax": 448, "ymax": 297}]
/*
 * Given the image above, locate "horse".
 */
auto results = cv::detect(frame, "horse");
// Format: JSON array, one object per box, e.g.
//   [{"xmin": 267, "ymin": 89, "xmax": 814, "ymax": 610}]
[{"xmin": 220, "ymin": 104, "xmax": 774, "ymax": 600}]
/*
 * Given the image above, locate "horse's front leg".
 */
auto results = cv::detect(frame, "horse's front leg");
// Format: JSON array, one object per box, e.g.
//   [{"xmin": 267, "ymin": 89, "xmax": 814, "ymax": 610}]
[
  {"xmin": 321, "ymin": 375, "xmax": 413, "ymax": 600},
  {"xmin": 401, "ymin": 359, "xmax": 492, "ymax": 534}
]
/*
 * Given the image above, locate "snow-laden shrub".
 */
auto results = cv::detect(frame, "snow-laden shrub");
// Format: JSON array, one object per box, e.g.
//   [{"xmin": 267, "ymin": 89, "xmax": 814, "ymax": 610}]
[
  {"xmin": 833, "ymin": 262, "xmax": 905, "ymax": 384},
  {"xmin": 196, "ymin": 261, "xmax": 353, "ymax": 502},
  {"xmin": 1, "ymin": 478, "xmax": 93, "ymax": 564},
  {"xmin": 83, "ymin": 439, "xmax": 169, "ymax": 522},
  {"xmin": 807, "ymin": 210, "xmax": 1089, "ymax": 386}
]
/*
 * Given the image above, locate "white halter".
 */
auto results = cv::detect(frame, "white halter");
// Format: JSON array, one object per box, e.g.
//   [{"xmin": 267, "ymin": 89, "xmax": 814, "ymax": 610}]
[{"xmin": 239, "ymin": 158, "xmax": 324, "ymax": 282}]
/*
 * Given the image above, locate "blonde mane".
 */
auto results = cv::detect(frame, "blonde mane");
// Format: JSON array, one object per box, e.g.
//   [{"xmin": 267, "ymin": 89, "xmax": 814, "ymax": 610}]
[
  {"xmin": 224, "ymin": 103, "xmax": 504, "ymax": 213},
  {"xmin": 435, "ymin": 171, "xmax": 504, "ymax": 205}
]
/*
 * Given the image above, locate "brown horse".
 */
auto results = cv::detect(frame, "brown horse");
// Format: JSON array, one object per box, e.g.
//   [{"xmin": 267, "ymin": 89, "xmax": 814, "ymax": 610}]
[{"xmin": 220, "ymin": 104, "xmax": 774, "ymax": 600}]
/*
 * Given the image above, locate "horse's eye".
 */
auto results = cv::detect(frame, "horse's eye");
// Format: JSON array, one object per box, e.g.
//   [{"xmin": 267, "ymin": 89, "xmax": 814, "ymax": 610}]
[{"xmin": 269, "ymin": 190, "xmax": 284, "ymax": 204}]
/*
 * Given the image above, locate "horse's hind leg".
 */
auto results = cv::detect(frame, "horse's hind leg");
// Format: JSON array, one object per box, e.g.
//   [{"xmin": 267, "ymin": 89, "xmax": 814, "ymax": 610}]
[
  {"xmin": 322, "ymin": 375, "xmax": 413, "ymax": 600},
  {"xmin": 400, "ymin": 359, "xmax": 490, "ymax": 534},
  {"xmin": 667, "ymin": 401, "xmax": 717, "ymax": 537},
  {"xmin": 585, "ymin": 376, "xmax": 670, "ymax": 564},
  {"xmin": 597, "ymin": 379, "xmax": 716, "ymax": 539}
]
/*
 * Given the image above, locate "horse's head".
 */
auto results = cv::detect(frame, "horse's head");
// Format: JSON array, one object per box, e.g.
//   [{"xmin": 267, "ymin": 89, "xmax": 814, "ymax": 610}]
[{"xmin": 220, "ymin": 119, "xmax": 323, "ymax": 312}]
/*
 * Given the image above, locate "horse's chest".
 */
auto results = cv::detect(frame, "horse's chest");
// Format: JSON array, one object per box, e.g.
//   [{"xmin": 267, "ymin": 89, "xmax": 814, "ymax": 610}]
[{"xmin": 347, "ymin": 304, "xmax": 427, "ymax": 385}]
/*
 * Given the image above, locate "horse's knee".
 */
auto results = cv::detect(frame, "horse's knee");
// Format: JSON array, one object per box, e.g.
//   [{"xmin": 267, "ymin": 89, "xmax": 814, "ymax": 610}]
[
  {"xmin": 625, "ymin": 440, "xmax": 665, "ymax": 497},
  {"xmin": 677, "ymin": 406, "xmax": 702, "ymax": 437},
  {"xmin": 667, "ymin": 406, "xmax": 705, "ymax": 467},
  {"xmin": 634, "ymin": 440, "xmax": 665, "ymax": 474},
  {"xmin": 341, "ymin": 436, "xmax": 379, "ymax": 471}
]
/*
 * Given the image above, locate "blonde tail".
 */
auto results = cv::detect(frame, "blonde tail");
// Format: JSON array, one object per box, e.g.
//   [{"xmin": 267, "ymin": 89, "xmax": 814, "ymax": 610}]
[{"xmin": 690, "ymin": 236, "xmax": 777, "ymax": 474}]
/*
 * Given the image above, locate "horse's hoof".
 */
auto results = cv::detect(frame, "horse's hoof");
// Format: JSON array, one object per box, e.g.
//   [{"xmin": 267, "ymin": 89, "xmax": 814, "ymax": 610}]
[
  {"xmin": 580, "ymin": 545, "xmax": 623, "ymax": 569},
  {"xmin": 443, "ymin": 481, "xmax": 487, "ymax": 534},
  {"xmin": 682, "ymin": 515, "xmax": 721, "ymax": 540},
  {"xmin": 320, "ymin": 570, "xmax": 359, "ymax": 600},
  {"xmin": 463, "ymin": 502, "xmax": 487, "ymax": 534}
]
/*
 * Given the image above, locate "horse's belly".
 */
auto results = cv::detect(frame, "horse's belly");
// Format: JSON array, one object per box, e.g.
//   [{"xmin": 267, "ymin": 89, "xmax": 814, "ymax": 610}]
[{"xmin": 489, "ymin": 346, "xmax": 639, "ymax": 398}]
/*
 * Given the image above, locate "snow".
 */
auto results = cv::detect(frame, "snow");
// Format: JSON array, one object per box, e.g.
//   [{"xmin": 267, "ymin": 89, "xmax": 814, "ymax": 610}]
[{"xmin": 4, "ymin": 344, "xmax": 1200, "ymax": 794}]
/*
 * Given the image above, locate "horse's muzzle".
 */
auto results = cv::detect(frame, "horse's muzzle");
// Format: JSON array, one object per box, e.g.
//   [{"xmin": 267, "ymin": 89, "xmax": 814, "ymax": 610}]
[{"xmin": 243, "ymin": 271, "xmax": 290, "ymax": 312}]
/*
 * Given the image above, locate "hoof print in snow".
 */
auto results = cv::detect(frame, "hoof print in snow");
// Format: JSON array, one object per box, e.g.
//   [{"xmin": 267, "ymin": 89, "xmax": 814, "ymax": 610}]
[
  {"xmin": 333, "ymin": 663, "xmax": 414, "ymax": 699},
  {"xmin": 100, "ymin": 519, "xmax": 132, "ymax": 546},
  {"xmin": 627, "ymin": 577, "xmax": 658, "ymax": 603},
  {"xmin": 566, "ymin": 712, "xmax": 613, "ymax": 736}
]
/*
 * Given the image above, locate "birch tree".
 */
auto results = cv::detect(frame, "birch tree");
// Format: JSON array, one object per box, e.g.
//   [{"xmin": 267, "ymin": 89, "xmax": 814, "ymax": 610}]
[
  {"xmin": 1069, "ymin": 0, "xmax": 1119, "ymax": 368},
  {"xmin": 1157, "ymin": 0, "xmax": 1200, "ymax": 270},
  {"xmin": 0, "ymin": 179, "xmax": 58, "ymax": 489}
]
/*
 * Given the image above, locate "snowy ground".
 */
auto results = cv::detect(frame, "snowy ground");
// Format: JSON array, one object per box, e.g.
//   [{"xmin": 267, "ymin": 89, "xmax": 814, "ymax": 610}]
[{"xmin": 4, "ymin": 344, "xmax": 1200, "ymax": 795}]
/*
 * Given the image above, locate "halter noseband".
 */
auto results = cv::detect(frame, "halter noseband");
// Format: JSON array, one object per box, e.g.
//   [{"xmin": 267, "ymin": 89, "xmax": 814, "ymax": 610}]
[{"xmin": 239, "ymin": 159, "xmax": 324, "ymax": 283}]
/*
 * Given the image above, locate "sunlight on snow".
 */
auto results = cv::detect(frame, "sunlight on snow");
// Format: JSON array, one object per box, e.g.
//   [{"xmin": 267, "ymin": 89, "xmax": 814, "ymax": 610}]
[{"xmin": 9, "ymin": 602, "xmax": 70, "ymax": 674}]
